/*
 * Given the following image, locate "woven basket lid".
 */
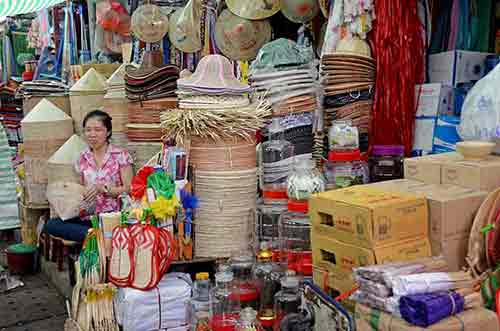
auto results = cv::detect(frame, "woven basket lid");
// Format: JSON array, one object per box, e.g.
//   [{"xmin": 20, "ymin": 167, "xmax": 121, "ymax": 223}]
[
  {"xmin": 21, "ymin": 99, "xmax": 71, "ymax": 123},
  {"xmin": 70, "ymin": 68, "xmax": 106, "ymax": 93},
  {"xmin": 48, "ymin": 134, "xmax": 87, "ymax": 165}
]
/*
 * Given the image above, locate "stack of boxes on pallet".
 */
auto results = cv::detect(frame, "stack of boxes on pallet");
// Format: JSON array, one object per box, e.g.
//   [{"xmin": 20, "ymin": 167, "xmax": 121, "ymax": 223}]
[{"xmin": 310, "ymin": 186, "xmax": 432, "ymax": 297}]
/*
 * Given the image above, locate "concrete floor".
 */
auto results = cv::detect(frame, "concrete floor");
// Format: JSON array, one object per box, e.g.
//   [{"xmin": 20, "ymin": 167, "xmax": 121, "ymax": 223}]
[{"xmin": 0, "ymin": 273, "xmax": 66, "ymax": 331}]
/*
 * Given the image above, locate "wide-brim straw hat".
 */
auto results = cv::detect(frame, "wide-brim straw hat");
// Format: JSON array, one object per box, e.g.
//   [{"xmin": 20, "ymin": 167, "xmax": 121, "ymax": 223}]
[
  {"xmin": 215, "ymin": 9, "xmax": 272, "ymax": 61},
  {"xmin": 281, "ymin": 0, "xmax": 319, "ymax": 23},
  {"xmin": 177, "ymin": 54, "xmax": 250, "ymax": 92},
  {"xmin": 178, "ymin": 94, "xmax": 250, "ymax": 109},
  {"xmin": 226, "ymin": 0, "xmax": 281, "ymax": 20},
  {"xmin": 131, "ymin": 4, "xmax": 169, "ymax": 43},
  {"xmin": 331, "ymin": 36, "xmax": 373, "ymax": 61},
  {"xmin": 168, "ymin": 2, "xmax": 202, "ymax": 53}
]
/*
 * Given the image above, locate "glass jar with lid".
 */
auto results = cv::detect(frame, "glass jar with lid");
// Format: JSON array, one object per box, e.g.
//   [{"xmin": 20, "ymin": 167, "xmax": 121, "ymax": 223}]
[
  {"xmin": 261, "ymin": 118, "xmax": 295, "ymax": 205},
  {"xmin": 286, "ymin": 157, "xmax": 326, "ymax": 202},
  {"xmin": 253, "ymin": 262, "xmax": 283, "ymax": 331},
  {"xmin": 329, "ymin": 120, "xmax": 359, "ymax": 151},
  {"xmin": 230, "ymin": 255, "xmax": 259, "ymax": 310},
  {"xmin": 369, "ymin": 145, "xmax": 404, "ymax": 182},
  {"xmin": 190, "ymin": 272, "xmax": 211, "ymax": 331},
  {"xmin": 256, "ymin": 203, "xmax": 287, "ymax": 248},
  {"xmin": 279, "ymin": 200, "xmax": 312, "ymax": 277},
  {"xmin": 209, "ymin": 271, "xmax": 241, "ymax": 331},
  {"xmin": 236, "ymin": 308, "xmax": 263, "ymax": 331},
  {"xmin": 273, "ymin": 276, "xmax": 301, "ymax": 331},
  {"xmin": 324, "ymin": 150, "xmax": 369, "ymax": 190}
]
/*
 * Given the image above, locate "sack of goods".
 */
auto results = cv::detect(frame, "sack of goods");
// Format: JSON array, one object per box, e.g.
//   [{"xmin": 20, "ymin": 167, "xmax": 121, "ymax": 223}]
[{"xmin": 114, "ymin": 273, "xmax": 192, "ymax": 331}]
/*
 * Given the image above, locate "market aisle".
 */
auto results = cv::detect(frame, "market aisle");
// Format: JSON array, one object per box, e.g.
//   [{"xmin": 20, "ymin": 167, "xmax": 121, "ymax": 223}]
[{"xmin": 0, "ymin": 273, "xmax": 66, "ymax": 330}]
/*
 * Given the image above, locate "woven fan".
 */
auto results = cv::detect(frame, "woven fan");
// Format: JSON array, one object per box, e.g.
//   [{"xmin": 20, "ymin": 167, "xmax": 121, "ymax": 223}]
[{"xmin": 108, "ymin": 212, "xmax": 134, "ymax": 287}]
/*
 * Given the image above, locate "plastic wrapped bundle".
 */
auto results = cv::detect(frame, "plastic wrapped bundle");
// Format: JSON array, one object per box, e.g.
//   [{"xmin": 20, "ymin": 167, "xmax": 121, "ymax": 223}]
[
  {"xmin": 399, "ymin": 292, "xmax": 464, "ymax": 327},
  {"xmin": 350, "ymin": 290, "xmax": 400, "ymax": 316},
  {"xmin": 392, "ymin": 272, "xmax": 474, "ymax": 297},
  {"xmin": 114, "ymin": 273, "xmax": 192, "ymax": 331}
]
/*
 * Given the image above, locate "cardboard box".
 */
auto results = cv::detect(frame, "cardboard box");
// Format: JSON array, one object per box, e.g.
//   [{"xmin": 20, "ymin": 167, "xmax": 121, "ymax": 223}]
[
  {"xmin": 413, "ymin": 117, "xmax": 436, "ymax": 155},
  {"xmin": 310, "ymin": 186, "xmax": 429, "ymax": 249},
  {"xmin": 432, "ymin": 115, "xmax": 461, "ymax": 153},
  {"xmin": 367, "ymin": 180, "xmax": 486, "ymax": 270},
  {"xmin": 442, "ymin": 155, "xmax": 500, "ymax": 192},
  {"xmin": 404, "ymin": 152, "xmax": 462, "ymax": 184},
  {"xmin": 311, "ymin": 233, "xmax": 431, "ymax": 293},
  {"xmin": 428, "ymin": 50, "xmax": 494, "ymax": 86},
  {"xmin": 415, "ymin": 84, "xmax": 453, "ymax": 117}
]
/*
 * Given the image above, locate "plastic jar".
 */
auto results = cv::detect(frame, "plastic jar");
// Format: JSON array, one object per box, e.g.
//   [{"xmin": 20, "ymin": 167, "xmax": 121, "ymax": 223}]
[
  {"xmin": 256, "ymin": 203, "xmax": 287, "ymax": 246},
  {"xmin": 279, "ymin": 200, "xmax": 312, "ymax": 277},
  {"xmin": 324, "ymin": 150, "xmax": 369, "ymax": 190},
  {"xmin": 369, "ymin": 145, "xmax": 404, "ymax": 182},
  {"xmin": 273, "ymin": 276, "xmax": 301, "ymax": 331},
  {"xmin": 286, "ymin": 157, "xmax": 326, "ymax": 202},
  {"xmin": 329, "ymin": 120, "xmax": 359, "ymax": 151}
]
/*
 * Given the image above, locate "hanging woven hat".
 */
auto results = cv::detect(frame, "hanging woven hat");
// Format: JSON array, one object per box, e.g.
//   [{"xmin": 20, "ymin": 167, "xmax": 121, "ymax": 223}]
[
  {"xmin": 281, "ymin": 0, "xmax": 319, "ymax": 23},
  {"xmin": 131, "ymin": 4, "xmax": 169, "ymax": 43},
  {"xmin": 70, "ymin": 68, "xmax": 107, "ymax": 95},
  {"xmin": 97, "ymin": 0, "xmax": 131, "ymax": 36},
  {"xmin": 168, "ymin": 1, "xmax": 202, "ymax": 53},
  {"xmin": 226, "ymin": 0, "xmax": 281, "ymax": 20},
  {"xmin": 177, "ymin": 54, "xmax": 250, "ymax": 93},
  {"xmin": 215, "ymin": 9, "xmax": 272, "ymax": 61}
]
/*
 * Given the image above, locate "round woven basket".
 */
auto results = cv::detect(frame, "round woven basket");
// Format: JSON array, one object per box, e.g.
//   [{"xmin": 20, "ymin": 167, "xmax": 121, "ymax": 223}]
[
  {"xmin": 190, "ymin": 136, "xmax": 257, "ymax": 172},
  {"xmin": 194, "ymin": 168, "xmax": 257, "ymax": 258}
]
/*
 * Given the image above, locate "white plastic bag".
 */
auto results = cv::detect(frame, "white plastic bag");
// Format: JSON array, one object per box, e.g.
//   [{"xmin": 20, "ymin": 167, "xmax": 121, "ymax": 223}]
[{"xmin": 459, "ymin": 64, "xmax": 500, "ymax": 141}]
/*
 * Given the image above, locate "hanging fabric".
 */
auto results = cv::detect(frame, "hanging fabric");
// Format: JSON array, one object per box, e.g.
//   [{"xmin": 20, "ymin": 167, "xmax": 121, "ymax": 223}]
[{"xmin": 0, "ymin": 0, "xmax": 65, "ymax": 17}]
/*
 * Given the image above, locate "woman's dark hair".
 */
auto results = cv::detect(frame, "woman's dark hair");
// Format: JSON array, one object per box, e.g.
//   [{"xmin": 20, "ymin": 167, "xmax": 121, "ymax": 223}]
[{"xmin": 83, "ymin": 110, "xmax": 113, "ymax": 141}]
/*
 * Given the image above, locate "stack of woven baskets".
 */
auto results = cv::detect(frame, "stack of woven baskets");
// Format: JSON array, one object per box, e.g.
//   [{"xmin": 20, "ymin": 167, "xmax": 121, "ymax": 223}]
[
  {"xmin": 162, "ymin": 55, "xmax": 271, "ymax": 258},
  {"xmin": 69, "ymin": 68, "xmax": 107, "ymax": 135},
  {"xmin": 21, "ymin": 99, "xmax": 74, "ymax": 205}
]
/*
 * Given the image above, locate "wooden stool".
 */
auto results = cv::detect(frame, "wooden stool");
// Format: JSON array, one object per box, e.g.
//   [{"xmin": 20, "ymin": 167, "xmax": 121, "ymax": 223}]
[{"xmin": 49, "ymin": 235, "xmax": 80, "ymax": 272}]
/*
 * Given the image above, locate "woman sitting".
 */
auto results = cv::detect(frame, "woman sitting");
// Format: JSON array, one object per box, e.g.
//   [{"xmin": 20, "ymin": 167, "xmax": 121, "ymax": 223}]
[{"xmin": 45, "ymin": 110, "xmax": 133, "ymax": 242}]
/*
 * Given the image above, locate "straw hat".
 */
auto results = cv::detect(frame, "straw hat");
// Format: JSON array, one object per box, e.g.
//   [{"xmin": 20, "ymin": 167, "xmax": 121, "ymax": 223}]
[
  {"xmin": 177, "ymin": 54, "xmax": 250, "ymax": 92},
  {"xmin": 250, "ymin": 38, "xmax": 313, "ymax": 72},
  {"xmin": 226, "ymin": 0, "xmax": 281, "ymax": 20},
  {"xmin": 131, "ymin": 4, "xmax": 169, "ymax": 43},
  {"xmin": 281, "ymin": 0, "xmax": 319, "ymax": 23},
  {"xmin": 334, "ymin": 36, "xmax": 372, "ymax": 60},
  {"xmin": 70, "ymin": 68, "xmax": 107, "ymax": 95},
  {"xmin": 215, "ymin": 9, "xmax": 272, "ymax": 61},
  {"xmin": 168, "ymin": 1, "xmax": 202, "ymax": 53}
]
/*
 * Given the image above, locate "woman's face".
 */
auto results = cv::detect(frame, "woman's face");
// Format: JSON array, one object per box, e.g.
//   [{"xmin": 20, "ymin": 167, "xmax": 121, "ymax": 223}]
[{"xmin": 84, "ymin": 117, "xmax": 108, "ymax": 150}]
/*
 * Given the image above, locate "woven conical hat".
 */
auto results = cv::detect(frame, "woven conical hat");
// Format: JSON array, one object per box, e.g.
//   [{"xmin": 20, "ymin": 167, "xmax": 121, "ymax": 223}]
[
  {"xmin": 21, "ymin": 99, "xmax": 71, "ymax": 123},
  {"xmin": 48, "ymin": 135, "xmax": 87, "ymax": 165},
  {"xmin": 106, "ymin": 63, "xmax": 128, "ymax": 88},
  {"xmin": 70, "ymin": 68, "xmax": 106, "ymax": 93}
]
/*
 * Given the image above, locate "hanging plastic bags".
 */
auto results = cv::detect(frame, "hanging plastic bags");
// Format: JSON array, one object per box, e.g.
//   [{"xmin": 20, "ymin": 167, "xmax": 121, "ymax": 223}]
[{"xmin": 459, "ymin": 63, "xmax": 500, "ymax": 142}]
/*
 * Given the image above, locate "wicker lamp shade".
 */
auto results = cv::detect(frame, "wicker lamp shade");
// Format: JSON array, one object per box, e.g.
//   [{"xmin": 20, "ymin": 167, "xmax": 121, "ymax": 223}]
[
  {"xmin": 70, "ymin": 68, "xmax": 106, "ymax": 135},
  {"xmin": 194, "ymin": 168, "xmax": 257, "ymax": 258},
  {"xmin": 190, "ymin": 136, "xmax": 257, "ymax": 172},
  {"xmin": 47, "ymin": 135, "xmax": 87, "ymax": 184}
]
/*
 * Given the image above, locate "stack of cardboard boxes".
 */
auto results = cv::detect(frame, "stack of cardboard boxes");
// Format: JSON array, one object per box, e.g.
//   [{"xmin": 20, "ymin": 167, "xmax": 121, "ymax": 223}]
[{"xmin": 310, "ymin": 186, "xmax": 432, "ymax": 296}]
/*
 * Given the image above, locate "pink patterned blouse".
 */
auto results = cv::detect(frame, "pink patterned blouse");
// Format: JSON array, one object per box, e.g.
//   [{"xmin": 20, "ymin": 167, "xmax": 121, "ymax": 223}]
[{"xmin": 76, "ymin": 144, "xmax": 133, "ymax": 214}]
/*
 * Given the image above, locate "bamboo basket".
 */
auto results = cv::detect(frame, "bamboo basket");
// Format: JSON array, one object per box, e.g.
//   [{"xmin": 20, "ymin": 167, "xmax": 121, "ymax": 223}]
[
  {"xmin": 23, "ymin": 95, "xmax": 71, "ymax": 116},
  {"xmin": 190, "ymin": 136, "xmax": 257, "ymax": 172},
  {"xmin": 48, "ymin": 135, "xmax": 87, "ymax": 184},
  {"xmin": 69, "ymin": 68, "xmax": 106, "ymax": 135},
  {"xmin": 194, "ymin": 168, "xmax": 257, "ymax": 258}
]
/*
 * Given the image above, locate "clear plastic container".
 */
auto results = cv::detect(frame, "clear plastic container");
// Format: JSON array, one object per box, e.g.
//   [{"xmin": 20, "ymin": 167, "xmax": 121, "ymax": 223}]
[
  {"xmin": 261, "ymin": 118, "xmax": 295, "ymax": 205},
  {"xmin": 231, "ymin": 255, "xmax": 259, "ymax": 310},
  {"xmin": 279, "ymin": 200, "xmax": 312, "ymax": 277},
  {"xmin": 256, "ymin": 203, "xmax": 287, "ymax": 246},
  {"xmin": 324, "ymin": 150, "xmax": 369, "ymax": 189},
  {"xmin": 253, "ymin": 262, "xmax": 282, "ymax": 331},
  {"xmin": 209, "ymin": 271, "xmax": 241, "ymax": 331},
  {"xmin": 369, "ymin": 145, "xmax": 405, "ymax": 182},
  {"xmin": 273, "ymin": 276, "xmax": 301, "ymax": 331},
  {"xmin": 236, "ymin": 308, "xmax": 263, "ymax": 331},
  {"xmin": 286, "ymin": 157, "xmax": 326, "ymax": 202},
  {"xmin": 329, "ymin": 120, "xmax": 359, "ymax": 151},
  {"xmin": 190, "ymin": 272, "xmax": 211, "ymax": 331}
]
